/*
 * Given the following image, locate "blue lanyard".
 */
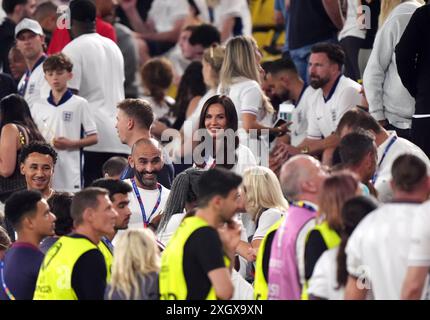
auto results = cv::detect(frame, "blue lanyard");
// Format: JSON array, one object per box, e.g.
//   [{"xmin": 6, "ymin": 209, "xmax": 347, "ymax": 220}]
[
  {"xmin": 372, "ymin": 135, "xmax": 398, "ymax": 184},
  {"xmin": 131, "ymin": 178, "xmax": 162, "ymax": 228},
  {"xmin": 17, "ymin": 71, "xmax": 30, "ymax": 96},
  {"xmin": 101, "ymin": 236, "xmax": 114, "ymax": 254},
  {"xmin": 0, "ymin": 261, "xmax": 15, "ymax": 300}
]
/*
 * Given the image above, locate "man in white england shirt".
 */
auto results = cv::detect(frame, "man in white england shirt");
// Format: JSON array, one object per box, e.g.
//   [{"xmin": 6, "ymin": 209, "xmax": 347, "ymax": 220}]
[
  {"xmin": 15, "ymin": 18, "xmax": 49, "ymax": 109},
  {"xmin": 345, "ymin": 154, "xmax": 430, "ymax": 300},
  {"xmin": 266, "ymin": 57, "xmax": 316, "ymax": 147},
  {"xmin": 283, "ymin": 42, "xmax": 361, "ymax": 164}
]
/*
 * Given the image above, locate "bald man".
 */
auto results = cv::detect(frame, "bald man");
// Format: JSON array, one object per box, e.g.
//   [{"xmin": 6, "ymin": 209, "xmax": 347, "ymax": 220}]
[
  {"xmin": 121, "ymin": 138, "xmax": 171, "ymax": 232},
  {"xmin": 268, "ymin": 155, "xmax": 328, "ymax": 300}
]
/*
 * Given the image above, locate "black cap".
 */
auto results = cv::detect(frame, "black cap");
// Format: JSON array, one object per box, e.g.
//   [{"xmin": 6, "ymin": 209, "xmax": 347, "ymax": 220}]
[{"xmin": 70, "ymin": 0, "xmax": 96, "ymax": 23}]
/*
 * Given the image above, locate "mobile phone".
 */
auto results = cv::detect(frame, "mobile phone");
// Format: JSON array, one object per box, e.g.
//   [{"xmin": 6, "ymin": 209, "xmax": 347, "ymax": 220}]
[{"xmin": 269, "ymin": 118, "xmax": 288, "ymax": 143}]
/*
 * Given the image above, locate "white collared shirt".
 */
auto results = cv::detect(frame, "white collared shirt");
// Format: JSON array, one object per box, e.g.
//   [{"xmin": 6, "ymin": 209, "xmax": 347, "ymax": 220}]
[{"xmin": 346, "ymin": 202, "xmax": 423, "ymax": 299}]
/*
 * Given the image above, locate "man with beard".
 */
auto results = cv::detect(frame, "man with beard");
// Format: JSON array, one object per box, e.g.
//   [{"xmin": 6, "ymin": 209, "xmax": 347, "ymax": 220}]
[
  {"xmin": 266, "ymin": 58, "xmax": 317, "ymax": 147},
  {"xmin": 123, "ymin": 138, "xmax": 170, "ymax": 231},
  {"xmin": 115, "ymin": 98, "xmax": 174, "ymax": 188},
  {"xmin": 20, "ymin": 142, "xmax": 58, "ymax": 200},
  {"xmin": 282, "ymin": 43, "xmax": 361, "ymax": 164},
  {"xmin": 160, "ymin": 168, "xmax": 242, "ymax": 300}
]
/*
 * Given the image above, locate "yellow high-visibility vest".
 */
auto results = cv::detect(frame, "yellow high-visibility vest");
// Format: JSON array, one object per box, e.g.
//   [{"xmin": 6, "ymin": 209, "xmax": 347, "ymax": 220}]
[
  {"xmin": 33, "ymin": 236, "xmax": 101, "ymax": 300},
  {"xmin": 159, "ymin": 216, "xmax": 229, "ymax": 300},
  {"xmin": 254, "ymin": 217, "xmax": 284, "ymax": 300},
  {"xmin": 98, "ymin": 239, "xmax": 113, "ymax": 283},
  {"xmin": 301, "ymin": 221, "xmax": 341, "ymax": 300}
]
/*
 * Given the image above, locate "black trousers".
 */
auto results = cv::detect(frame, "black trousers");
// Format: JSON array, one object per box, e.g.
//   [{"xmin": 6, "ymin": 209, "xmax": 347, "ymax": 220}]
[
  {"xmin": 411, "ymin": 117, "xmax": 430, "ymax": 158},
  {"xmin": 83, "ymin": 151, "xmax": 129, "ymax": 187},
  {"xmin": 340, "ymin": 36, "xmax": 364, "ymax": 82},
  {"xmin": 386, "ymin": 123, "xmax": 411, "ymax": 141}
]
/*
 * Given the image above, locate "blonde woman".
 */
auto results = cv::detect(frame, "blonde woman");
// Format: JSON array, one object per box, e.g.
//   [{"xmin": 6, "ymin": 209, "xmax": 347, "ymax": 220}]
[
  {"xmin": 218, "ymin": 36, "xmax": 287, "ymax": 146},
  {"xmin": 379, "ymin": 0, "xmax": 424, "ymax": 28},
  {"xmin": 237, "ymin": 166, "xmax": 288, "ymax": 261},
  {"xmin": 105, "ymin": 229, "xmax": 160, "ymax": 300}
]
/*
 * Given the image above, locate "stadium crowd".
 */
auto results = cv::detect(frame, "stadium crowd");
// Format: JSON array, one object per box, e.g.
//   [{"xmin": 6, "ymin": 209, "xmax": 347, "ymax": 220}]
[{"xmin": 0, "ymin": 0, "xmax": 430, "ymax": 300}]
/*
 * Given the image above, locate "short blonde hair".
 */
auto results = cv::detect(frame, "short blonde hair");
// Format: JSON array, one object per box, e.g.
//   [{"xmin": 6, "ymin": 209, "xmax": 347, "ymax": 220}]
[
  {"xmin": 241, "ymin": 166, "xmax": 288, "ymax": 222},
  {"xmin": 107, "ymin": 229, "xmax": 160, "ymax": 300}
]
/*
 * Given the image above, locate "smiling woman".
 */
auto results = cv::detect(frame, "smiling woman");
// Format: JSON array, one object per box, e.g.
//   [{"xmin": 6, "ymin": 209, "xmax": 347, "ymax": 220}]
[
  {"xmin": 195, "ymin": 94, "xmax": 256, "ymax": 176},
  {"xmin": 0, "ymin": 94, "xmax": 45, "ymax": 203}
]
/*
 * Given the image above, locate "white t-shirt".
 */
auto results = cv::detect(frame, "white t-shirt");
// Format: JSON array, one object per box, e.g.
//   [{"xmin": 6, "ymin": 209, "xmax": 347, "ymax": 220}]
[
  {"xmin": 409, "ymin": 201, "xmax": 430, "ymax": 267},
  {"xmin": 124, "ymin": 178, "xmax": 170, "ymax": 230},
  {"xmin": 62, "ymin": 33, "xmax": 129, "ymax": 154},
  {"xmin": 308, "ymin": 247, "xmax": 345, "ymax": 300},
  {"xmin": 407, "ymin": 201, "xmax": 430, "ymax": 299},
  {"xmin": 32, "ymin": 93, "xmax": 97, "ymax": 192},
  {"xmin": 219, "ymin": 78, "xmax": 273, "ymax": 128},
  {"xmin": 219, "ymin": 78, "xmax": 273, "ymax": 162},
  {"xmin": 252, "ymin": 208, "xmax": 284, "ymax": 241},
  {"xmin": 307, "ymin": 75, "xmax": 362, "ymax": 139},
  {"xmin": 0, "ymin": 6, "xmax": 5, "ymax": 24},
  {"xmin": 338, "ymin": 0, "xmax": 366, "ymax": 41},
  {"xmin": 147, "ymin": 0, "xmax": 189, "ymax": 33},
  {"xmin": 231, "ymin": 269, "xmax": 254, "ymax": 300},
  {"xmin": 374, "ymin": 131, "xmax": 430, "ymax": 202},
  {"xmin": 141, "ymin": 95, "xmax": 175, "ymax": 121},
  {"xmin": 157, "ymin": 212, "xmax": 185, "ymax": 247},
  {"xmin": 165, "ymin": 44, "xmax": 191, "ymax": 79},
  {"xmin": 290, "ymin": 86, "xmax": 317, "ymax": 147},
  {"xmin": 17, "ymin": 58, "xmax": 50, "ymax": 110},
  {"xmin": 346, "ymin": 202, "xmax": 421, "ymax": 299},
  {"xmin": 197, "ymin": 144, "xmax": 257, "ymax": 177},
  {"xmin": 231, "ymin": 144, "xmax": 257, "ymax": 176},
  {"xmin": 213, "ymin": 0, "xmax": 252, "ymax": 41}
]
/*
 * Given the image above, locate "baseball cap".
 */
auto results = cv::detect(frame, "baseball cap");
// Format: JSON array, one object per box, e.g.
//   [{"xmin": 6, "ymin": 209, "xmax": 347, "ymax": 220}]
[{"xmin": 15, "ymin": 18, "xmax": 44, "ymax": 38}]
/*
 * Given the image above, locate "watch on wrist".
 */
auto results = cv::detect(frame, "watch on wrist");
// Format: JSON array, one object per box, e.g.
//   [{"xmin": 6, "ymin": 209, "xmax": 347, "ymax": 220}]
[{"xmin": 300, "ymin": 146, "xmax": 309, "ymax": 154}]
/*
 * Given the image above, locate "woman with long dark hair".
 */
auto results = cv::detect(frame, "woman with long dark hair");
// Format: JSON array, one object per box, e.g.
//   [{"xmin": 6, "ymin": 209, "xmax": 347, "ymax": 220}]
[
  {"xmin": 0, "ymin": 94, "xmax": 45, "ymax": 202},
  {"xmin": 194, "ymin": 94, "xmax": 256, "ymax": 175},
  {"xmin": 171, "ymin": 61, "xmax": 207, "ymax": 130}
]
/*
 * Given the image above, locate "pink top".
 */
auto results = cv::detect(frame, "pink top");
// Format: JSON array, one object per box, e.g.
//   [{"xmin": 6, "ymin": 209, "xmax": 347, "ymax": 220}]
[{"xmin": 268, "ymin": 204, "xmax": 316, "ymax": 300}]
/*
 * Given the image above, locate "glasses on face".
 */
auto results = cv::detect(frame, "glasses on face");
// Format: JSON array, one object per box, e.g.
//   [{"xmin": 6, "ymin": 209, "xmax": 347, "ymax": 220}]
[{"xmin": 17, "ymin": 32, "xmax": 37, "ymax": 41}]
